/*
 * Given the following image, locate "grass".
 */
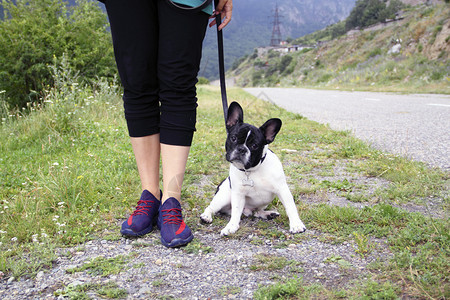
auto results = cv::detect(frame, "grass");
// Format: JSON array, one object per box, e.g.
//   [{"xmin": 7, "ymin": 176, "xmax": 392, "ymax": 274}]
[
  {"xmin": 0, "ymin": 69, "xmax": 448, "ymax": 298},
  {"xmin": 65, "ymin": 254, "xmax": 132, "ymax": 277},
  {"xmin": 249, "ymin": 253, "xmax": 302, "ymax": 272},
  {"xmin": 54, "ymin": 281, "xmax": 127, "ymax": 299}
]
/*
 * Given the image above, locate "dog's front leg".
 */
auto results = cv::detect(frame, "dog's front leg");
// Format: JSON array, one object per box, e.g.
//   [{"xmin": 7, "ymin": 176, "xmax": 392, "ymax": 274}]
[
  {"xmin": 277, "ymin": 185, "xmax": 306, "ymax": 233},
  {"xmin": 200, "ymin": 178, "xmax": 231, "ymax": 223},
  {"xmin": 220, "ymin": 191, "xmax": 245, "ymax": 236}
]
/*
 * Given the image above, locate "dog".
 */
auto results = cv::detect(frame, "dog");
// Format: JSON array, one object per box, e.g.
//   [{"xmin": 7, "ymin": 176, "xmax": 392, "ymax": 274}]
[{"xmin": 200, "ymin": 102, "xmax": 306, "ymax": 236}]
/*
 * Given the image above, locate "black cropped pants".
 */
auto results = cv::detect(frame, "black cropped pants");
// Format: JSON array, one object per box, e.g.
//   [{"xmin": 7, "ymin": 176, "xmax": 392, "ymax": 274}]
[{"xmin": 105, "ymin": 0, "xmax": 209, "ymax": 146}]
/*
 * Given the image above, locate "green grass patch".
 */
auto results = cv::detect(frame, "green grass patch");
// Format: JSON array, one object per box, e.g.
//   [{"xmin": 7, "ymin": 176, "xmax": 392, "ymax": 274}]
[
  {"xmin": 249, "ymin": 253, "xmax": 301, "ymax": 272},
  {"xmin": 66, "ymin": 254, "xmax": 132, "ymax": 277},
  {"xmin": 253, "ymin": 277, "xmax": 324, "ymax": 300},
  {"xmin": 55, "ymin": 281, "xmax": 127, "ymax": 299}
]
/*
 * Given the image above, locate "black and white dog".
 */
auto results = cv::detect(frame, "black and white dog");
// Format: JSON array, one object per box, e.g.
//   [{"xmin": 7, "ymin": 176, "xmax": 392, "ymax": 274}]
[{"xmin": 200, "ymin": 102, "xmax": 306, "ymax": 236}]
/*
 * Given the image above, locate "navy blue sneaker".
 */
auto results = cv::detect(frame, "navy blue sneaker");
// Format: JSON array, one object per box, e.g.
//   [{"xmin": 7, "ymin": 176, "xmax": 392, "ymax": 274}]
[
  {"xmin": 158, "ymin": 197, "xmax": 194, "ymax": 248},
  {"xmin": 121, "ymin": 190, "xmax": 161, "ymax": 237}
]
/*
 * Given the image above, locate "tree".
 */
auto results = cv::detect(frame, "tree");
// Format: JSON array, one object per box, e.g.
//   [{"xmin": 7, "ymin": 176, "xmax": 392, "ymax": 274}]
[
  {"xmin": 0, "ymin": 0, "xmax": 115, "ymax": 108},
  {"xmin": 344, "ymin": 0, "xmax": 404, "ymax": 31}
]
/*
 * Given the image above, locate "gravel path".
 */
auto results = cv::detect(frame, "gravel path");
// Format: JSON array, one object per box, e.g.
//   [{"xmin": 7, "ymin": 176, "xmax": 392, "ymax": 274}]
[
  {"xmin": 0, "ymin": 225, "xmax": 391, "ymax": 299},
  {"xmin": 245, "ymin": 88, "xmax": 450, "ymax": 171}
]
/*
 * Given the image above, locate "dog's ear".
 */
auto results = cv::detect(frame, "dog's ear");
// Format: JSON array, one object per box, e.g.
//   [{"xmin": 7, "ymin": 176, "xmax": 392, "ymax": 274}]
[
  {"xmin": 226, "ymin": 102, "xmax": 243, "ymax": 131},
  {"xmin": 260, "ymin": 118, "xmax": 282, "ymax": 144}
]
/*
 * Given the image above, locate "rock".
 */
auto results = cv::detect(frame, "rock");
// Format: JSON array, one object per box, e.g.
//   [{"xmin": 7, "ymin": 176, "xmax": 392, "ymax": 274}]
[
  {"xmin": 388, "ymin": 43, "xmax": 401, "ymax": 54},
  {"xmin": 36, "ymin": 271, "xmax": 45, "ymax": 281}
]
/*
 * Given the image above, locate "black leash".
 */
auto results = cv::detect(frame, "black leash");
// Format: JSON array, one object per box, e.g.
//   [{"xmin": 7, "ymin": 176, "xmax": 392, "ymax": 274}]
[
  {"xmin": 214, "ymin": 1, "xmax": 228, "ymax": 125},
  {"xmin": 166, "ymin": 0, "xmax": 228, "ymax": 126}
]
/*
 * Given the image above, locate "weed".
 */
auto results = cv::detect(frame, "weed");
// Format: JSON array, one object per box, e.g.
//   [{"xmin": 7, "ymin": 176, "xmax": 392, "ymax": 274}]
[
  {"xmin": 254, "ymin": 276, "xmax": 324, "ymax": 300},
  {"xmin": 249, "ymin": 254, "xmax": 295, "ymax": 271},
  {"xmin": 319, "ymin": 179, "xmax": 354, "ymax": 193},
  {"xmin": 183, "ymin": 240, "xmax": 214, "ymax": 254},
  {"xmin": 360, "ymin": 280, "xmax": 400, "ymax": 299},
  {"xmin": 55, "ymin": 281, "xmax": 127, "ymax": 299},
  {"xmin": 152, "ymin": 279, "xmax": 165, "ymax": 287},
  {"xmin": 353, "ymin": 232, "xmax": 372, "ymax": 257},
  {"xmin": 218, "ymin": 285, "xmax": 241, "ymax": 296},
  {"xmin": 66, "ymin": 255, "xmax": 129, "ymax": 277}
]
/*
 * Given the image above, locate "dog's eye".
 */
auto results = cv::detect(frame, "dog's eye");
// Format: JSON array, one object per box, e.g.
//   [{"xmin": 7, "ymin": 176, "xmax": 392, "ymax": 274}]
[
  {"xmin": 230, "ymin": 135, "xmax": 237, "ymax": 143},
  {"xmin": 250, "ymin": 143, "xmax": 259, "ymax": 150}
]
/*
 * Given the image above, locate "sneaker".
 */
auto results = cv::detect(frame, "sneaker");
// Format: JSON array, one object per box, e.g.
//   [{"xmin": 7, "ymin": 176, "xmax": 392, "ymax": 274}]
[
  {"xmin": 121, "ymin": 190, "xmax": 161, "ymax": 237},
  {"xmin": 158, "ymin": 197, "xmax": 194, "ymax": 248}
]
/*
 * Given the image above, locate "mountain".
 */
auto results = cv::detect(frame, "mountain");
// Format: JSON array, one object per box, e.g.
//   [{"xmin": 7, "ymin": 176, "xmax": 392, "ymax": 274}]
[
  {"xmin": 228, "ymin": 1, "xmax": 450, "ymax": 94},
  {"xmin": 200, "ymin": 0, "xmax": 356, "ymax": 80}
]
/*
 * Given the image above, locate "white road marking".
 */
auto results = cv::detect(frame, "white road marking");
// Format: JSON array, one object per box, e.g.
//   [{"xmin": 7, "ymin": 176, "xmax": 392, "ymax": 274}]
[{"xmin": 427, "ymin": 103, "xmax": 450, "ymax": 107}]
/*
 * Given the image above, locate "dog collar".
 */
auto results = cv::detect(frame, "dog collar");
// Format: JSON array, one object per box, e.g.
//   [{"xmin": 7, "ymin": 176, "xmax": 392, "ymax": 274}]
[{"xmin": 238, "ymin": 153, "xmax": 267, "ymax": 172}]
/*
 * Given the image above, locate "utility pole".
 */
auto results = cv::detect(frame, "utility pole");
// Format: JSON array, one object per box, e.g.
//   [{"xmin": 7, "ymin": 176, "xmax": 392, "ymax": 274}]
[{"xmin": 270, "ymin": 2, "xmax": 282, "ymax": 46}]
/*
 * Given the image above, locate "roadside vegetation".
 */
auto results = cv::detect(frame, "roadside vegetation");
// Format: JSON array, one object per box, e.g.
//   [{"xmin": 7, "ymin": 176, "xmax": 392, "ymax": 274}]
[{"xmin": 231, "ymin": 2, "xmax": 450, "ymax": 94}]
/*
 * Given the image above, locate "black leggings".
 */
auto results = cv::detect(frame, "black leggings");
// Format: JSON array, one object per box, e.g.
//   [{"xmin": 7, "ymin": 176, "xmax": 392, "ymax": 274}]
[{"xmin": 105, "ymin": 0, "xmax": 209, "ymax": 146}]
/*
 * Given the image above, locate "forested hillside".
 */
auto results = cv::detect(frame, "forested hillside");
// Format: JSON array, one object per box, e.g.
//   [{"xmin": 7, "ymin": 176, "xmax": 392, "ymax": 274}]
[{"xmin": 230, "ymin": 1, "xmax": 450, "ymax": 94}]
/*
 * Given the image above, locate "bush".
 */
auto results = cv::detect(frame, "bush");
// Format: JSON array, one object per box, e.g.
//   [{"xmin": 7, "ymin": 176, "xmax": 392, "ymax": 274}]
[
  {"xmin": 0, "ymin": 0, "xmax": 115, "ymax": 109},
  {"xmin": 197, "ymin": 77, "xmax": 210, "ymax": 85},
  {"xmin": 278, "ymin": 55, "xmax": 293, "ymax": 73},
  {"xmin": 345, "ymin": 0, "xmax": 404, "ymax": 31}
]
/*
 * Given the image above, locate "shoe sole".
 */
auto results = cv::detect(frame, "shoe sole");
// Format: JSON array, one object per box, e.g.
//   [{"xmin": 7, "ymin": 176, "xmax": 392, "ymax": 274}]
[
  {"xmin": 121, "ymin": 224, "xmax": 154, "ymax": 237},
  {"xmin": 121, "ymin": 215, "xmax": 159, "ymax": 238},
  {"xmin": 161, "ymin": 233, "xmax": 194, "ymax": 248}
]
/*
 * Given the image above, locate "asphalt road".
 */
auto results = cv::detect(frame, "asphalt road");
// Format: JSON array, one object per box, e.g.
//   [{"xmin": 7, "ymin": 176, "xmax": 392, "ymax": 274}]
[{"xmin": 244, "ymin": 88, "xmax": 450, "ymax": 171}]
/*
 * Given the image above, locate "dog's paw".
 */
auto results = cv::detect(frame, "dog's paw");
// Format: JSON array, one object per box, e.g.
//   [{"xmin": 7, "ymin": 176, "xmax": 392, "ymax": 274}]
[
  {"xmin": 200, "ymin": 208, "xmax": 213, "ymax": 224},
  {"xmin": 254, "ymin": 210, "xmax": 280, "ymax": 220},
  {"xmin": 289, "ymin": 221, "xmax": 306, "ymax": 234},
  {"xmin": 220, "ymin": 223, "xmax": 239, "ymax": 236}
]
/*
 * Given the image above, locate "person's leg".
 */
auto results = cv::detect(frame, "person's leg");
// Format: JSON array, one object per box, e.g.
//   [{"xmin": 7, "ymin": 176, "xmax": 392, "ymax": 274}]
[
  {"xmin": 156, "ymin": 0, "xmax": 209, "ymax": 247},
  {"xmin": 131, "ymin": 135, "xmax": 161, "ymax": 199},
  {"xmin": 105, "ymin": 0, "xmax": 161, "ymax": 236},
  {"xmin": 161, "ymin": 144, "xmax": 190, "ymax": 203},
  {"xmin": 157, "ymin": 0, "xmax": 209, "ymax": 203}
]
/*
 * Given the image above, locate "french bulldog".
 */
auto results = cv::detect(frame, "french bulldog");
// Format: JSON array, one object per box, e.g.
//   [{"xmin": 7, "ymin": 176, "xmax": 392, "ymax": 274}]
[{"xmin": 200, "ymin": 102, "xmax": 306, "ymax": 236}]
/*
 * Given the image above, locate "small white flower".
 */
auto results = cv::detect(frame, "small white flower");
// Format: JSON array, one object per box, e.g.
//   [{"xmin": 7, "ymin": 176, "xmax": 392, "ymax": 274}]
[
  {"xmin": 58, "ymin": 202, "xmax": 65, "ymax": 206},
  {"xmin": 41, "ymin": 233, "xmax": 48, "ymax": 238},
  {"xmin": 32, "ymin": 234, "xmax": 39, "ymax": 243},
  {"xmin": 11, "ymin": 237, "xmax": 17, "ymax": 242},
  {"xmin": 52, "ymin": 162, "xmax": 59, "ymax": 166},
  {"xmin": 0, "ymin": 230, "xmax": 7, "ymax": 234}
]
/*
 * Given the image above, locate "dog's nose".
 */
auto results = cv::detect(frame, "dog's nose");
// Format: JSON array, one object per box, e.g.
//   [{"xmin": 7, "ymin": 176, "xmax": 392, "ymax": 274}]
[{"xmin": 238, "ymin": 146, "xmax": 247, "ymax": 155}]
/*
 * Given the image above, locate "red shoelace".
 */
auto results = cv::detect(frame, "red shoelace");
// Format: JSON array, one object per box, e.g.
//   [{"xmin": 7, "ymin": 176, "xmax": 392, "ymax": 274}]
[
  {"xmin": 131, "ymin": 199, "xmax": 155, "ymax": 216},
  {"xmin": 161, "ymin": 208, "xmax": 183, "ymax": 225}
]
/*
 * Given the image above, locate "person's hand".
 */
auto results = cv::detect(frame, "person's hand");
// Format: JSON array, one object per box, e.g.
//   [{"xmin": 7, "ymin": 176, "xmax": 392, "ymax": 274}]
[{"xmin": 209, "ymin": 0, "xmax": 233, "ymax": 31}]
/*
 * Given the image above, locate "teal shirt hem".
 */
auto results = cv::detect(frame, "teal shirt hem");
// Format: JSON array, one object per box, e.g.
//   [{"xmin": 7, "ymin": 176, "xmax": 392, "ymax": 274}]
[{"xmin": 172, "ymin": 0, "xmax": 213, "ymax": 15}]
